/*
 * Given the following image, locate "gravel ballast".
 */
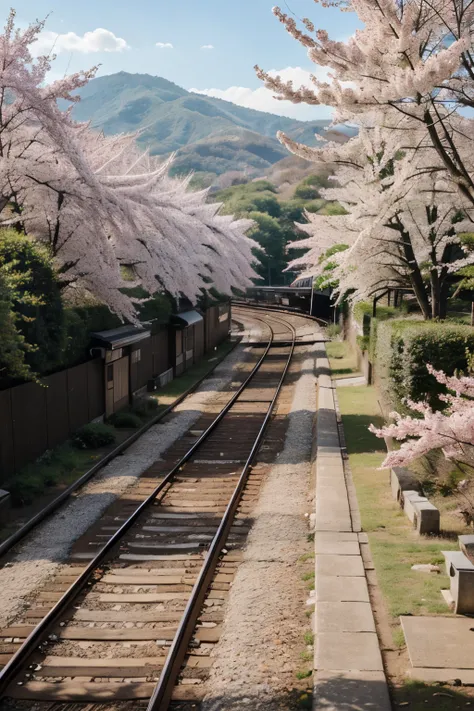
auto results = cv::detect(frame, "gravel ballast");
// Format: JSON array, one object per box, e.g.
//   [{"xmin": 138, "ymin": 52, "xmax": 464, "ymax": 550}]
[
  {"xmin": 0, "ymin": 339, "xmax": 257, "ymax": 628},
  {"xmin": 202, "ymin": 343, "xmax": 319, "ymax": 711}
]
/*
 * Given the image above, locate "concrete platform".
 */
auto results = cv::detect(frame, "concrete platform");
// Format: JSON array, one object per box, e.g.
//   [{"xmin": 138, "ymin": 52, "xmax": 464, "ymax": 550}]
[{"xmin": 313, "ymin": 353, "xmax": 390, "ymax": 709}]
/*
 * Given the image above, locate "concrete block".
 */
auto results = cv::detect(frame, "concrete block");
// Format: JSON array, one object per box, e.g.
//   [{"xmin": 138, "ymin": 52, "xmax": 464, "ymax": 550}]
[
  {"xmin": 414, "ymin": 501, "xmax": 440, "ymax": 534},
  {"xmin": 443, "ymin": 551, "xmax": 474, "ymax": 614},
  {"xmin": 459, "ymin": 534, "xmax": 474, "ymax": 558},
  {"xmin": 316, "ymin": 632, "xmax": 383, "ymax": 671},
  {"xmin": 390, "ymin": 466, "xmax": 421, "ymax": 503},
  {"xmin": 402, "ymin": 490, "xmax": 427, "ymax": 523}
]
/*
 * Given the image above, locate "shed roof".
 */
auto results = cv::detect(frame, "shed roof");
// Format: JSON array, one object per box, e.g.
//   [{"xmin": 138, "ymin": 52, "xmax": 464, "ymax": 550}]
[
  {"xmin": 171, "ymin": 310, "xmax": 203, "ymax": 329},
  {"xmin": 91, "ymin": 325, "xmax": 151, "ymax": 350}
]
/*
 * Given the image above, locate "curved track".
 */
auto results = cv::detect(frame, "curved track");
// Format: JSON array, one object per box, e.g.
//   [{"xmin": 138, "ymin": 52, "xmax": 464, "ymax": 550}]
[{"xmin": 0, "ymin": 311, "xmax": 300, "ymax": 710}]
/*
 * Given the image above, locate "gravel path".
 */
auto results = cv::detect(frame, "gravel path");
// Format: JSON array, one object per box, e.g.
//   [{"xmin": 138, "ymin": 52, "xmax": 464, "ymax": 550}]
[
  {"xmin": 0, "ymin": 338, "xmax": 258, "ymax": 628},
  {"xmin": 202, "ymin": 343, "xmax": 318, "ymax": 711}
]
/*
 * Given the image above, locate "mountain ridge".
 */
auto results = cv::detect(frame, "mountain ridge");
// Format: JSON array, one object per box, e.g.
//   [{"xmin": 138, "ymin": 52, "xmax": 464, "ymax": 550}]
[{"xmin": 69, "ymin": 72, "xmax": 332, "ymax": 182}]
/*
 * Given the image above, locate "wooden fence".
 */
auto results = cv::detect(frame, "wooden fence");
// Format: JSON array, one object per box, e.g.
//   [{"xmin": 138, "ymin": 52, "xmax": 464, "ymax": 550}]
[
  {"xmin": 0, "ymin": 303, "xmax": 231, "ymax": 482},
  {"xmin": 0, "ymin": 359, "xmax": 104, "ymax": 482}
]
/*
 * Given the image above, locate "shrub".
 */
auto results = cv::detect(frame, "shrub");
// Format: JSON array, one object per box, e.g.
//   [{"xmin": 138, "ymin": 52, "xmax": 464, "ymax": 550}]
[
  {"xmin": 294, "ymin": 183, "xmax": 320, "ymax": 200},
  {"xmin": 131, "ymin": 397, "xmax": 159, "ymax": 418},
  {"xmin": 326, "ymin": 323, "xmax": 341, "ymax": 339},
  {"xmin": 7, "ymin": 471, "xmax": 45, "ymax": 506},
  {"xmin": 375, "ymin": 319, "xmax": 474, "ymax": 411},
  {"xmin": 356, "ymin": 334, "xmax": 370, "ymax": 352},
  {"xmin": 72, "ymin": 423, "xmax": 116, "ymax": 449},
  {"xmin": 109, "ymin": 411, "xmax": 143, "ymax": 429}
]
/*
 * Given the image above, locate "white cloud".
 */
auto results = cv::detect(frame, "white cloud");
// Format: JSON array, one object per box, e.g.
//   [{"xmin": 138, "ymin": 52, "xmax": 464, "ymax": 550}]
[
  {"xmin": 200, "ymin": 44, "xmax": 214, "ymax": 50},
  {"xmin": 156, "ymin": 42, "xmax": 173, "ymax": 49},
  {"xmin": 190, "ymin": 66, "xmax": 332, "ymax": 121},
  {"xmin": 32, "ymin": 28, "xmax": 129, "ymax": 55}
]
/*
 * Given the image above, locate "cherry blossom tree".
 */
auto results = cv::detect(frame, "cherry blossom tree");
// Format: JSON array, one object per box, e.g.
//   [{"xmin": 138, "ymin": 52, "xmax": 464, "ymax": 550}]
[
  {"xmin": 256, "ymin": 0, "xmax": 474, "ymax": 206},
  {"xmin": 285, "ymin": 126, "xmax": 474, "ymax": 317},
  {"xmin": 370, "ymin": 365, "xmax": 474, "ymax": 470},
  {"xmin": 0, "ymin": 11, "xmax": 259, "ymax": 321}
]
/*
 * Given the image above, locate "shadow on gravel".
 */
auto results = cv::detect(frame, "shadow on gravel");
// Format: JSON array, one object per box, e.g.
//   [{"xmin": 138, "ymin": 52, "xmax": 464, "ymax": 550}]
[{"xmin": 174, "ymin": 687, "xmax": 313, "ymax": 711}]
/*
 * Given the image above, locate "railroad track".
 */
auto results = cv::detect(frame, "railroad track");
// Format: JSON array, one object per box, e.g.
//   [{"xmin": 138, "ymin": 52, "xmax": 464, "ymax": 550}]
[{"xmin": 0, "ymin": 312, "xmax": 299, "ymax": 710}]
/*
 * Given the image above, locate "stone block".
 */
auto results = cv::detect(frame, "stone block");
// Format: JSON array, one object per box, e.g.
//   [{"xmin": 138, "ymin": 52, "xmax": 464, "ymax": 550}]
[
  {"xmin": 414, "ymin": 501, "xmax": 440, "ymax": 534},
  {"xmin": 442, "ymin": 551, "xmax": 474, "ymax": 614},
  {"xmin": 459, "ymin": 534, "xmax": 474, "ymax": 558},
  {"xmin": 402, "ymin": 490, "xmax": 427, "ymax": 523},
  {"xmin": 390, "ymin": 466, "xmax": 421, "ymax": 503}
]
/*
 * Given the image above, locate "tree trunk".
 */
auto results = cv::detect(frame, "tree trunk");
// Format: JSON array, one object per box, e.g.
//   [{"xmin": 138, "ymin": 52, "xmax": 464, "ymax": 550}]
[
  {"xmin": 430, "ymin": 270, "xmax": 441, "ymax": 319},
  {"xmin": 399, "ymin": 230, "xmax": 431, "ymax": 318},
  {"xmin": 471, "ymin": 301, "xmax": 474, "ymax": 327}
]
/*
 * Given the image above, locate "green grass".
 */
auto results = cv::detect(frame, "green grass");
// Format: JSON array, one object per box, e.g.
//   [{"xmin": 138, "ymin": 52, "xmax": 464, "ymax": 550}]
[
  {"xmin": 332, "ymin": 363, "xmax": 474, "ymax": 709},
  {"xmin": 325, "ymin": 340, "xmax": 359, "ymax": 377},
  {"xmin": 336, "ymin": 385, "xmax": 459, "ymax": 627},
  {"xmin": 3, "ymin": 445, "xmax": 101, "ymax": 509}
]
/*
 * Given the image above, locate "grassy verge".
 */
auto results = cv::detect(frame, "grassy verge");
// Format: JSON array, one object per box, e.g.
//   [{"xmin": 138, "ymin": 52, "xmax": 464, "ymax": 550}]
[
  {"xmin": 0, "ymin": 339, "xmax": 237, "ymax": 541},
  {"xmin": 337, "ymin": 384, "xmax": 459, "ymax": 628},
  {"xmin": 325, "ymin": 340, "xmax": 359, "ymax": 378},
  {"xmin": 335, "ymin": 371, "xmax": 473, "ymax": 707}
]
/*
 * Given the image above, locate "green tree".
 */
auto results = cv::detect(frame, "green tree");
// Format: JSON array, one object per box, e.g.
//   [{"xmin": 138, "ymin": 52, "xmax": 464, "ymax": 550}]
[
  {"xmin": 0, "ymin": 229, "xmax": 65, "ymax": 376},
  {"xmin": 0, "ymin": 270, "xmax": 32, "ymax": 381},
  {"xmin": 248, "ymin": 212, "xmax": 287, "ymax": 285}
]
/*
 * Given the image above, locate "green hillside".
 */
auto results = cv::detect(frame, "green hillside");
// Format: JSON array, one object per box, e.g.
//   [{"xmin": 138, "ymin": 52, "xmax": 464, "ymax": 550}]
[{"xmin": 69, "ymin": 72, "xmax": 331, "ymax": 181}]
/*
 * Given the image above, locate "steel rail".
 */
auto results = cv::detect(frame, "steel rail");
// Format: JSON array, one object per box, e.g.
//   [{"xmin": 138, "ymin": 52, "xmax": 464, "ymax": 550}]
[
  {"xmin": 0, "ymin": 321, "xmax": 275, "ymax": 698},
  {"xmin": 232, "ymin": 299, "xmax": 329, "ymax": 327},
  {"xmin": 0, "ymin": 337, "xmax": 243, "ymax": 561},
  {"xmin": 147, "ymin": 316, "xmax": 296, "ymax": 711}
]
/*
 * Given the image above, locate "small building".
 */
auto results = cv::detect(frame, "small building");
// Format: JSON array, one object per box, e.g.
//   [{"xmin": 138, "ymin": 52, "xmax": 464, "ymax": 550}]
[
  {"xmin": 170, "ymin": 310, "xmax": 205, "ymax": 376},
  {"xmin": 91, "ymin": 325, "xmax": 152, "ymax": 417}
]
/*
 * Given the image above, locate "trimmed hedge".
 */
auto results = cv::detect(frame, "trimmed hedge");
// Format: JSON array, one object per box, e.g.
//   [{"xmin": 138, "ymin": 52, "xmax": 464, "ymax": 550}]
[{"xmin": 375, "ymin": 319, "xmax": 474, "ymax": 411}]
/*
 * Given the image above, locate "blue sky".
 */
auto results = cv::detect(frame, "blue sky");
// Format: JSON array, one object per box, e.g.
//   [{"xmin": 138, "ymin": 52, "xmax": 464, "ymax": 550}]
[{"xmin": 14, "ymin": 0, "xmax": 362, "ymax": 120}]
